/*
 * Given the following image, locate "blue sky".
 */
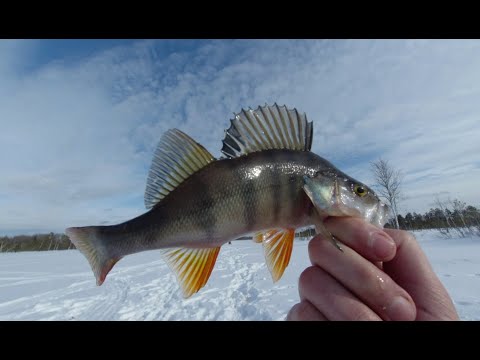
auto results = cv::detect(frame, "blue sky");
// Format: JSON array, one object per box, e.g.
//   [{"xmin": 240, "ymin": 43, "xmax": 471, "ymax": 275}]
[{"xmin": 1, "ymin": 39, "xmax": 480, "ymax": 235}]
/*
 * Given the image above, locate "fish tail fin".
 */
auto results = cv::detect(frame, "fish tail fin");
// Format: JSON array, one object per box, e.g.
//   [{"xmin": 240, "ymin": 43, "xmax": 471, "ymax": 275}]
[{"xmin": 65, "ymin": 226, "xmax": 121, "ymax": 286}]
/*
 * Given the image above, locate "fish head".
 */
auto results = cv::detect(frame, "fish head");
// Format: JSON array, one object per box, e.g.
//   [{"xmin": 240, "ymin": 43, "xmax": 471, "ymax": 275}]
[{"xmin": 303, "ymin": 171, "xmax": 390, "ymax": 228}]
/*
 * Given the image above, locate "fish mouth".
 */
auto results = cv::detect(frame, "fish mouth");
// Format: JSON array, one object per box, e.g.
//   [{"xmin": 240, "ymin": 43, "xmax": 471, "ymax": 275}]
[
  {"xmin": 371, "ymin": 201, "xmax": 391, "ymax": 228},
  {"xmin": 379, "ymin": 202, "xmax": 390, "ymax": 217}
]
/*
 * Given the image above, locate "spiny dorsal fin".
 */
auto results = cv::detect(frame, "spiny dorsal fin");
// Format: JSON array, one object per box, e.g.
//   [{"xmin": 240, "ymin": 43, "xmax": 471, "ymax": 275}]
[
  {"xmin": 257, "ymin": 228, "xmax": 295, "ymax": 283},
  {"xmin": 145, "ymin": 129, "xmax": 215, "ymax": 210},
  {"xmin": 161, "ymin": 246, "xmax": 221, "ymax": 298},
  {"xmin": 221, "ymin": 104, "xmax": 313, "ymax": 158}
]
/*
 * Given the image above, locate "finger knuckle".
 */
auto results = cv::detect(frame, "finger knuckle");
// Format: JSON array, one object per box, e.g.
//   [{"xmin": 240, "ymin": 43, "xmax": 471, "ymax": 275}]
[
  {"xmin": 351, "ymin": 307, "xmax": 380, "ymax": 321},
  {"xmin": 286, "ymin": 305, "xmax": 300, "ymax": 321},
  {"xmin": 299, "ymin": 266, "xmax": 321, "ymax": 289},
  {"xmin": 295, "ymin": 301, "xmax": 315, "ymax": 320},
  {"xmin": 356, "ymin": 266, "xmax": 397, "ymax": 302},
  {"xmin": 308, "ymin": 236, "xmax": 329, "ymax": 257},
  {"xmin": 355, "ymin": 264, "xmax": 377, "ymax": 285}
]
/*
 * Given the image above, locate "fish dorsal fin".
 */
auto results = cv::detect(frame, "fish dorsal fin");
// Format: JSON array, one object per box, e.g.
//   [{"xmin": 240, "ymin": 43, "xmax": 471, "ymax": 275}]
[
  {"xmin": 257, "ymin": 228, "xmax": 295, "ymax": 283},
  {"xmin": 145, "ymin": 129, "xmax": 215, "ymax": 210},
  {"xmin": 221, "ymin": 104, "xmax": 313, "ymax": 158},
  {"xmin": 161, "ymin": 246, "xmax": 221, "ymax": 298}
]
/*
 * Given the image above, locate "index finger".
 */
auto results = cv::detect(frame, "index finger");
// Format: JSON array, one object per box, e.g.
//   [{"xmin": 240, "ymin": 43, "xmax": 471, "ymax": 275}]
[{"xmin": 323, "ymin": 217, "xmax": 397, "ymax": 262}]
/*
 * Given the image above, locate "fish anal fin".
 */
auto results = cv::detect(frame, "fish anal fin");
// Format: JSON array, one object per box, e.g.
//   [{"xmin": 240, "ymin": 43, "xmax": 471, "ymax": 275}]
[
  {"xmin": 260, "ymin": 228, "xmax": 295, "ymax": 283},
  {"xmin": 161, "ymin": 246, "xmax": 221, "ymax": 298}
]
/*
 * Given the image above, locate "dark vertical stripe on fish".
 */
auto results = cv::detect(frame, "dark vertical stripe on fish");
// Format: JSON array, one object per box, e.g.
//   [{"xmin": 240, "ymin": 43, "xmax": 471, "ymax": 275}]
[
  {"xmin": 243, "ymin": 180, "xmax": 257, "ymax": 231},
  {"xmin": 192, "ymin": 179, "xmax": 216, "ymax": 240},
  {"xmin": 260, "ymin": 151, "xmax": 280, "ymax": 224},
  {"xmin": 264, "ymin": 151, "xmax": 280, "ymax": 225},
  {"xmin": 272, "ymin": 177, "xmax": 280, "ymax": 225},
  {"xmin": 289, "ymin": 175, "xmax": 300, "ymax": 219},
  {"xmin": 280, "ymin": 174, "xmax": 292, "ymax": 223}
]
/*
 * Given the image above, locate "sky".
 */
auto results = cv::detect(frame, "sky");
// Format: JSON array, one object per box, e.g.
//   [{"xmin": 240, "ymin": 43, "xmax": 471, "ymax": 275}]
[{"xmin": 1, "ymin": 39, "xmax": 479, "ymax": 235}]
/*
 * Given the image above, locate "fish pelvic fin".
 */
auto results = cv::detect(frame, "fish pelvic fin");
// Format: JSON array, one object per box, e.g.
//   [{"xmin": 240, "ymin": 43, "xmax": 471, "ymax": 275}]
[
  {"xmin": 221, "ymin": 104, "xmax": 313, "ymax": 158},
  {"xmin": 257, "ymin": 228, "xmax": 295, "ymax": 283},
  {"xmin": 161, "ymin": 246, "xmax": 221, "ymax": 298},
  {"xmin": 312, "ymin": 215, "xmax": 344, "ymax": 252},
  {"xmin": 253, "ymin": 232, "xmax": 264, "ymax": 243},
  {"xmin": 65, "ymin": 226, "xmax": 121, "ymax": 286}
]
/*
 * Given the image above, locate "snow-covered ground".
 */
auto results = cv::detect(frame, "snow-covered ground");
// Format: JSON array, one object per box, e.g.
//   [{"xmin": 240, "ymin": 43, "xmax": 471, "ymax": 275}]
[{"xmin": 0, "ymin": 230, "xmax": 478, "ymax": 320}]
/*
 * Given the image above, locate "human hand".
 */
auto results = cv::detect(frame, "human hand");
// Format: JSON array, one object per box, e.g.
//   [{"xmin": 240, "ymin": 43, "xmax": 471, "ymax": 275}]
[{"xmin": 286, "ymin": 217, "xmax": 459, "ymax": 321}]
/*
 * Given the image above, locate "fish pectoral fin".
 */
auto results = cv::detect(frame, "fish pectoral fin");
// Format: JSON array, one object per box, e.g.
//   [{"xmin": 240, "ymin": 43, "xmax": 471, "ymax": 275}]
[
  {"xmin": 312, "ymin": 215, "xmax": 344, "ymax": 252},
  {"xmin": 259, "ymin": 228, "xmax": 295, "ymax": 283},
  {"xmin": 161, "ymin": 246, "xmax": 221, "ymax": 298}
]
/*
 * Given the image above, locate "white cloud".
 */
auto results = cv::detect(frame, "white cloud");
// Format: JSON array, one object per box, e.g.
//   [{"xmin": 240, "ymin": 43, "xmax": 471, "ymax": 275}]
[{"xmin": 1, "ymin": 39, "xmax": 480, "ymax": 234}]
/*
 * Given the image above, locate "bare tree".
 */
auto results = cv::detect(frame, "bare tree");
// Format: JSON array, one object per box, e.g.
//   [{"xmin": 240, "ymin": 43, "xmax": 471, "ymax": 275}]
[
  {"xmin": 434, "ymin": 196, "xmax": 459, "ymax": 237},
  {"xmin": 450, "ymin": 199, "xmax": 470, "ymax": 235},
  {"xmin": 370, "ymin": 158, "xmax": 403, "ymax": 229}
]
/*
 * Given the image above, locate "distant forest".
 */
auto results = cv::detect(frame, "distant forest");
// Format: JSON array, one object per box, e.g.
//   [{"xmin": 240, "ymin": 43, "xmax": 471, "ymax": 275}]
[
  {"xmin": 1, "ymin": 199, "xmax": 478, "ymax": 253},
  {"xmin": 0, "ymin": 233, "xmax": 74, "ymax": 252},
  {"xmin": 384, "ymin": 199, "xmax": 480, "ymax": 238}
]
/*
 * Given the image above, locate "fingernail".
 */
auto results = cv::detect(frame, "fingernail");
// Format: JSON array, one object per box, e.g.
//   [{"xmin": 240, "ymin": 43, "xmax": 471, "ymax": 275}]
[
  {"xmin": 386, "ymin": 296, "xmax": 416, "ymax": 321},
  {"xmin": 369, "ymin": 232, "xmax": 395, "ymax": 259}
]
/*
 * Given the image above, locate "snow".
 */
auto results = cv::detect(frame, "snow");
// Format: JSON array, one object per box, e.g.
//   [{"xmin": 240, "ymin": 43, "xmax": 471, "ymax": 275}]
[
  {"xmin": 410, "ymin": 230, "xmax": 480, "ymax": 321},
  {"xmin": 0, "ymin": 230, "xmax": 478, "ymax": 320}
]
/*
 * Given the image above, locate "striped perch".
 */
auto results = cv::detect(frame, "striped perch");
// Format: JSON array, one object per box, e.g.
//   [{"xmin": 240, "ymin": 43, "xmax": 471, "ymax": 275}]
[{"xmin": 66, "ymin": 104, "xmax": 390, "ymax": 298}]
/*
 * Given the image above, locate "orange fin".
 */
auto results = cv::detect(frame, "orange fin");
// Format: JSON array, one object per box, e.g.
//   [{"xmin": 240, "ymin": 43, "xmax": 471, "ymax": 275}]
[
  {"xmin": 255, "ymin": 229, "xmax": 280, "ymax": 243},
  {"xmin": 259, "ymin": 228, "xmax": 295, "ymax": 283},
  {"xmin": 161, "ymin": 246, "xmax": 221, "ymax": 298},
  {"xmin": 253, "ymin": 232, "xmax": 263, "ymax": 243},
  {"xmin": 254, "ymin": 230, "xmax": 279, "ymax": 243}
]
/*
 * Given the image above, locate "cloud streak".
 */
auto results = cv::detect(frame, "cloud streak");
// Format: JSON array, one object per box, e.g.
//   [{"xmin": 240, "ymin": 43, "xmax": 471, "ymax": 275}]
[{"xmin": 1, "ymin": 39, "xmax": 479, "ymax": 234}]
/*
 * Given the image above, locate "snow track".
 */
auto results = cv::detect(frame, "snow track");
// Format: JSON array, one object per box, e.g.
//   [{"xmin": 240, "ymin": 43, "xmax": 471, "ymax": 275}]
[{"xmin": 0, "ymin": 233, "xmax": 478, "ymax": 320}]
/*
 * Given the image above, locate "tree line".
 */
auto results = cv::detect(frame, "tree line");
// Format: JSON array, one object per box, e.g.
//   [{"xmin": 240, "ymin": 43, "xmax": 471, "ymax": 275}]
[
  {"xmin": 385, "ymin": 199, "xmax": 480, "ymax": 237},
  {"xmin": 371, "ymin": 158, "xmax": 479, "ymax": 238},
  {"xmin": 0, "ymin": 232, "xmax": 75, "ymax": 252}
]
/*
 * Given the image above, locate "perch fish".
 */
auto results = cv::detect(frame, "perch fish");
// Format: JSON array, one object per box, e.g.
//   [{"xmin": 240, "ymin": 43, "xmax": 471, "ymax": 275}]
[{"xmin": 66, "ymin": 104, "xmax": 389, "ymax": 298}]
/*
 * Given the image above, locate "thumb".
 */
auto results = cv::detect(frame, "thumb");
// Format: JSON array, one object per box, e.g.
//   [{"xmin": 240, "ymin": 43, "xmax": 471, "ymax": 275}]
[{"xmin": 383, "ymin": 229, "xmax": 459, "ymax": 320}]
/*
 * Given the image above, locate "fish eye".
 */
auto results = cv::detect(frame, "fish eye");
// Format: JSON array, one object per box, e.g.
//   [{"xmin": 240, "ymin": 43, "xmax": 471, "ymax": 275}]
[{"xmin": 353, "ymin": 184, "xmax": 367, "ymax": 197}]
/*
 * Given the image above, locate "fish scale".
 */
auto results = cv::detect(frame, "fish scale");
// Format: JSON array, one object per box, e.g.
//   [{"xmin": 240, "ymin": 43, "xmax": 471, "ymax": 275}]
[{"xmin": 66, "ymin": 104, "xmax": 390, "ymax": 298}]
